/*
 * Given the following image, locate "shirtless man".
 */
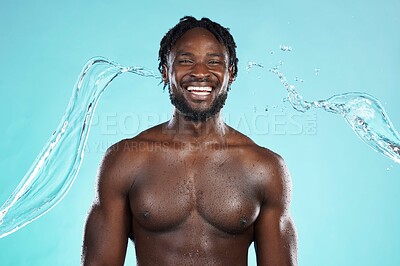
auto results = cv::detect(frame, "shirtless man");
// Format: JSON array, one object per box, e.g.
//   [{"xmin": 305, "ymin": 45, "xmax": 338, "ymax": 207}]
[{"xmin": 82, "ymin": 16, "xmax": 297, "ymax": 265}]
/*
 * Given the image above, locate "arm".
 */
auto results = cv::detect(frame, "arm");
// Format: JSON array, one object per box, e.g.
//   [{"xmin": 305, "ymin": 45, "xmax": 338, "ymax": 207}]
[
  {"xmin": 82, "ymin": 144, "xmax": 133, "ymax": 266},
  {"xmin": 254, "ymin": 155, "xmax": 298, "ymax": 266}
]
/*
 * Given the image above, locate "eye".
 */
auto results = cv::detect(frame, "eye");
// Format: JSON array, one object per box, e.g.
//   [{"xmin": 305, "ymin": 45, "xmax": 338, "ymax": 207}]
[
  {"xmin": 208, "ymin": 60, "xmax": 221, "ymax": 65},
  {"xmin": 178, "ymin": 59, "xmax": 193, "ymax": 65}
]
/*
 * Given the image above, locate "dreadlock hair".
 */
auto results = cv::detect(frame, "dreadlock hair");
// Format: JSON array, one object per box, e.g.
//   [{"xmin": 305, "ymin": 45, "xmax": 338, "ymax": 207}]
[{"xmin": 158, "ymin": 16, "xmax": 238, "ymax": 86}]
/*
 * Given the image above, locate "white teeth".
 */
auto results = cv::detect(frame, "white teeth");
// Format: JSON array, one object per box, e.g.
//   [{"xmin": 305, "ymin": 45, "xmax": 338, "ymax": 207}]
[
  {"xmin": 187, "ymin": 86, "xmax": 212, "ymax": 92},
  {"xmin": 191, "ymin": 91, "xmax": 210, "ymax": 96}
]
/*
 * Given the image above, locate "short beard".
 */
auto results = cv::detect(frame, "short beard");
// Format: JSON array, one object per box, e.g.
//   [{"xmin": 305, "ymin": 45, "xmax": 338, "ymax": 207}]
[{"xmin": 169, "ymin": 86, "xmax": 228, "ymax": 122}]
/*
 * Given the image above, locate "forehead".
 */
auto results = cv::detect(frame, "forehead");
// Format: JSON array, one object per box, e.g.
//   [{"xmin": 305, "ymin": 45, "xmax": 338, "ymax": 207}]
[{"xmin": 171, "ymin": 27, "xmax": 228, "ymax": 55}]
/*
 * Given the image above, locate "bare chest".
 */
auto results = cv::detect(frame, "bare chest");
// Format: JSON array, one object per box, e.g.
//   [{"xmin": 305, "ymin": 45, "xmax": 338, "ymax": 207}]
[{"xmin": 129, "ymin": 152, "xmax": 262, "ymax": 234}]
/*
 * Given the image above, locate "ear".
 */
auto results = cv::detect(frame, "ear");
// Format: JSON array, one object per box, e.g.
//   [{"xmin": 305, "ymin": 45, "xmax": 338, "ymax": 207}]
[
  {"xmin": 228, "ymin": 65, "xmax": 235, "ymax": 84},
  {"xmin": 162, "ymin": 64, "xmax": 169, "ymax": 85}
]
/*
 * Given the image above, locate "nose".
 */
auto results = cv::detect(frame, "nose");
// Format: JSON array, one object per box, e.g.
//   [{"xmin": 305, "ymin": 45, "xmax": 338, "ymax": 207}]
[{"xmin": 191, "ymin": 62, "xmax": 210, "ymax": 79}]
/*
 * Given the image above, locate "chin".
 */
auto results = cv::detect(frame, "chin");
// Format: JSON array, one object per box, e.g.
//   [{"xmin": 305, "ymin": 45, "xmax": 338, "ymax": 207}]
[{"xmin": 170, "ymin": 89, "xmax": 228, "ymax": 122}]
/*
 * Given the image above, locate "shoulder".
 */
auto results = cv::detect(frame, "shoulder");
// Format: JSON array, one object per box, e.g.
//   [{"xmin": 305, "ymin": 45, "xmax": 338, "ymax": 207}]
[
  {"xmin": 97, "ymin": 123, "xmax": 167, "ymax": 192},
  {"xmin": 250, "ymin": 146, "xmax": 291, "ymax": 208},
  {"xmin": 103, "ymin": 122, "xmax": 167, "ymax": 164},
  {"xmin": 227, "ymin": 128, "xmax": 291, "ymax": 202},
  {"xmin": 227, "ymin": 127, "xmax": 287, "ymax": 172}
]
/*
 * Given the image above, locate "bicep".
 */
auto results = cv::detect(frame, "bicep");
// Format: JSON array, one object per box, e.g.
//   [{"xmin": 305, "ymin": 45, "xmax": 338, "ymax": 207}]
[
  {"xmin": 82, "ymin": 147, "xmax": 132, "ymax": 266},
  {"xmin": 254, "ymin": 156, "xmax": 298, "ymax": 266},
  {"xmin": 83, "ymin": 203, "xmax": 131, "ymax": 265}
]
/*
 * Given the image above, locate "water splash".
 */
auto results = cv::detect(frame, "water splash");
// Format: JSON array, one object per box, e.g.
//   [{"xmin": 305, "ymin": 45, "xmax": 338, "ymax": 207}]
[
  {"xmin": 266, "ymin": 63, "xmax": 400, "ymax": 164},
  {"xmin": 1, "ymin": 55, "xmax": 399, "ymax": 239},
  {"xmin": 0, "ymin": 57, "xmax": 159, "ymax": 238}
]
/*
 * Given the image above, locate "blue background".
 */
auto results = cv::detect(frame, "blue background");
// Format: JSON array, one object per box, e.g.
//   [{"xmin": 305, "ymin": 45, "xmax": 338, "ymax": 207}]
[{"xmin": 0, "ymin": 0, "xmax": 399, "ymax": 265}]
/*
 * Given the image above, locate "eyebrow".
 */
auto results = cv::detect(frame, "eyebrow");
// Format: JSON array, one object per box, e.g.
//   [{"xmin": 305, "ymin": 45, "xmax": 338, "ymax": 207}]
[
  {"xmin": 176, "ymin": 51, "xmax": 225, "ymax": 57},
  {"xmin": 207, "ymin": 53, "xmax": 225, "ymax": 57},
  {"xmin": 176, "ymin": 51, "xmax": 193, "ymax": 56}
]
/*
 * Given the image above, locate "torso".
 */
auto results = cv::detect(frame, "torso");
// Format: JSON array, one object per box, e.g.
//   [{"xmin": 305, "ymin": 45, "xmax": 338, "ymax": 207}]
[{"xmin": 119, "ymin": 123, "xmax": 276, "ymax": 265}]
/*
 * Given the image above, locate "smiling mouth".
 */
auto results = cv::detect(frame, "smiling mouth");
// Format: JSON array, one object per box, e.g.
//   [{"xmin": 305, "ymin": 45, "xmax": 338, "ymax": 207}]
[{"xmin": 186, "ymin": 86, "xmax": 212, "ymax": 96}]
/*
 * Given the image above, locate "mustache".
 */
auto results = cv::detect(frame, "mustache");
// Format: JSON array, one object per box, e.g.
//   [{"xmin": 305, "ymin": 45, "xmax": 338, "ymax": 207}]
[{"xmin": 181, "ymin": 76, "xmax": 222, "ymax": 89}]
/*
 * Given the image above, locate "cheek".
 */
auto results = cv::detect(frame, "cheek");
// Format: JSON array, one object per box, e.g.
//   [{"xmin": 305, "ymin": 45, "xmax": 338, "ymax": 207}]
[
  {"xmin": 169, "ymin": 66, "xmax": 184, "ymax": 81},
  {"xmin": 216, "ymin": 71, "xmax": 230, "ymax": 84},
  {"xmin": 168, "ymin": 71, "xmax": 178, "ymax": 84},
  {"xmin": 168, "ymin": 72, "xmax": 182, "ymax": 91}
]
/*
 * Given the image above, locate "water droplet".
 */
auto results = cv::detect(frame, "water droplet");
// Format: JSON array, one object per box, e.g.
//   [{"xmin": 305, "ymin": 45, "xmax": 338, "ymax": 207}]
[
  {"xmin": 356, "ymin": 117, "xmax": 365, "ymax": 125},
  {"xmin": 280, "ymin": 45, "xmax": 292, "ymax": 52},
  {"xmin": 246, "ymin": 61, "xmax": 264, "ymax": 72},
  {"xmin": 386, "ymin": 165, "xmax": 394, "ymax": 171}
]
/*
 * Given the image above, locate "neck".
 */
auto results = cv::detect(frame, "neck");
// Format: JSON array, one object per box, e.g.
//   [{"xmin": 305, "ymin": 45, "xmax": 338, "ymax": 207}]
[{"xmin": 166, "ymin": 108, "xmax": 228, "ymax": 141}]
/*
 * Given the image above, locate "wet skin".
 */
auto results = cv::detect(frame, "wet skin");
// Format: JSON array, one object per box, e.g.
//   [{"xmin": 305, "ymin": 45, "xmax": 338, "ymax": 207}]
[{"xmin": 82, "ymin": 28, "xmax": 297, "ymax": 265}]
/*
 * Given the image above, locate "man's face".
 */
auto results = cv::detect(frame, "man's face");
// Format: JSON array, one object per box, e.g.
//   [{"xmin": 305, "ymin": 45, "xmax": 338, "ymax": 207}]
[{"xmin": 163, "ymin": 27, "xmax": 234, "ymax": 121}]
